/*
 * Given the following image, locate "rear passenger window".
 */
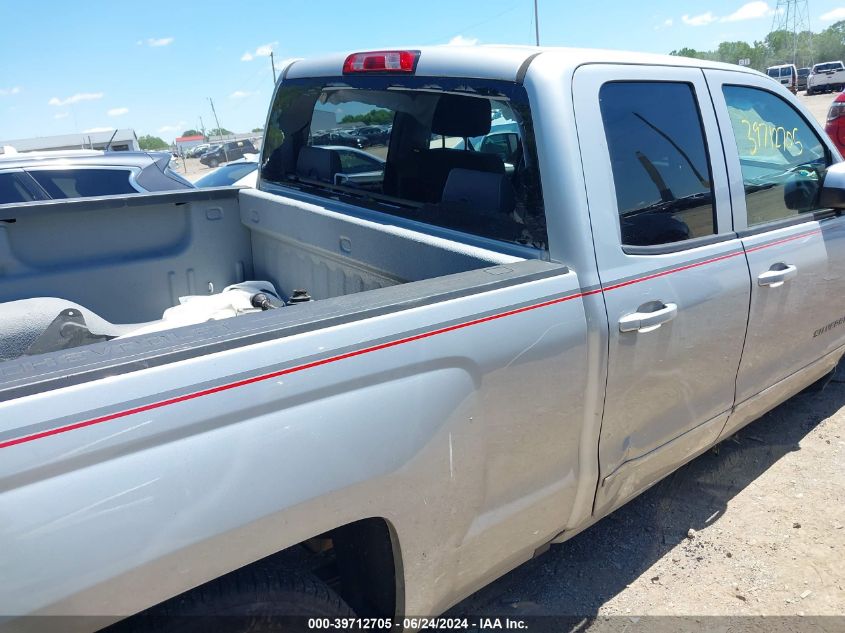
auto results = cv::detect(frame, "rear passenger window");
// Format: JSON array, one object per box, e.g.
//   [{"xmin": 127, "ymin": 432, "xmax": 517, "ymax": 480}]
[
  {"xmin": 261, "ymin": 77, "xmax": 547, "ymax": 250},
  {"xmin": 599, "ymin": 82, "xmax": 716, "ymax": 247},
  {"xmin": 722, "ymin": 85, "xmax": 830, "ymax": 227},
  {"xmin": 0, "ymin": 173, "xmax": 40, "ymax": 204},
  {"xmin": 27, "ymin": 169, "xmax": 138, "ymax": 199}
]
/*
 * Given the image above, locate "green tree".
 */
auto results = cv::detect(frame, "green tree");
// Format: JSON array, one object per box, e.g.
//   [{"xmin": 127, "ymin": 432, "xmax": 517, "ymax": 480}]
[
  {"xmin": 138, "ymin": 134, "xmax": 169, "ymax": 150},
  {"xmin": 251, "ymin": 127, "xmax": 264, "ymax": 133},
  {"xmin": 814, "ymin": 21, "xmax": 845, "ymax": 63},
  {"xmin": 340, "ymin": 109, "xmax": 393, "ymax": 125},
  {"xmin": 181, "ymin": 129, "xmax": 201, "ymax": 137},
  {"xmin": 716, "ymin": 40, "xmax": 754, "ymax": 65},
  {"xmin": 208, "ymin": 127, "xmax": 232, "ymax": 136}
]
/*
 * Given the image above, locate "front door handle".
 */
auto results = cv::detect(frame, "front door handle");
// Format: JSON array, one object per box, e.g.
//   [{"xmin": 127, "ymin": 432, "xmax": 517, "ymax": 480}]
[
  {"xmin": 758, "ymin": 263, "xmax": 798, "ymax": 288},
  {"xmin": 619, "ymin": 302, "xmax": 678, "ymax": 333}
]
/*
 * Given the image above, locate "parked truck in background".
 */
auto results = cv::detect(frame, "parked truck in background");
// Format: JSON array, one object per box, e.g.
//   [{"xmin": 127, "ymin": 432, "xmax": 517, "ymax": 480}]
[
  {"xmin": 806, "ymin": 60, "xmax": 845, "ymax": 94},
  {"xmin": 2, "ymin": 47, "xmax": 845, "ymax": 632}
]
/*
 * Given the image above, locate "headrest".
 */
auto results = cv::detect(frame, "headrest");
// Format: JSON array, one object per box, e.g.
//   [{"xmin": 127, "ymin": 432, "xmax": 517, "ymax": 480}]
[
  {"xmin": 296, "ymin": 146, "xmax": 342, "ymax": 183},
  {"xmin": 442, "ymin": 168, "xmax": 515, "ymax": 216},
  {"xmin": 432, "ymin": 95, "xmax": 492, "ymax": 137}
]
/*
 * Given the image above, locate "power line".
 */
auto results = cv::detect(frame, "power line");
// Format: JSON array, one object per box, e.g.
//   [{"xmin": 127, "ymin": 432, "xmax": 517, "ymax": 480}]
[{"xmin": 770, "ymin": 0, "xmax": 813, "ymax": 66}]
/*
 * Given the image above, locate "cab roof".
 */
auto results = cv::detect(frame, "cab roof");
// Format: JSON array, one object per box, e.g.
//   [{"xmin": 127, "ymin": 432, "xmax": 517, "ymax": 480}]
[{"xmin": 283, "ymin": 45, "xmax": 764, "ymax": 83}]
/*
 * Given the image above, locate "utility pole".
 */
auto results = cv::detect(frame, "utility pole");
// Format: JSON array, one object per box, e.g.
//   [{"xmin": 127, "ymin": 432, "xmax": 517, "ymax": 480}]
[
  {"xmin": 534, "ymin": 0, "xmax": 540, "ymax": 46},
  {"xmin": 208, "ymin": 97, "xmax": 229, "ymax": 163},
  {"xmin": 270, "ymin": 51, "xmax": 277, "ymax": 84},
  {"xmin": 770, "ymin": 0, "xmax": 812, "ymax": 66},
  {"xmin": 198, "ymin": 116, "xmax": 206, "ymax": 140}
]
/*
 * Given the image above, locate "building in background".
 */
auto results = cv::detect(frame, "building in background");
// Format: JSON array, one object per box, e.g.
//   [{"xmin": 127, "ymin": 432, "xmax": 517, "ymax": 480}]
[
  {"xmin": 175, "ymin": 134, "xmax": 205, "ymax": 154},
  {"xmin": 0, "ymin": 129, "xmax": 139, "ymax": 153}
]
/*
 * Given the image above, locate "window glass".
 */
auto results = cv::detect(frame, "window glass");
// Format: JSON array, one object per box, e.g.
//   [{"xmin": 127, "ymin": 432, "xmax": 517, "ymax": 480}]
[
  {"xmin": 261, "ymin": 76, "xmax": 547, "ymax": 250},
  {"xmin": 723, "ymin": 85, "xmax": 830, "ymax": 226},
  {"xmin": 0, "ymin": 173, "xmax": 40, "ymax": 204},
  {"xmin": 599, "ymin": 82, "xmax": 716, "ymax": 247},
  {"xmin": 28, "ymin": 169, "xmax": 138, "ymax": 199},
  {"xmin": 336, "ymin": 150, "xmax": 382, "ymax": 174},
  {"xmin": 194, "ymin": 162, "xmax": 258, "ymax": 187}
]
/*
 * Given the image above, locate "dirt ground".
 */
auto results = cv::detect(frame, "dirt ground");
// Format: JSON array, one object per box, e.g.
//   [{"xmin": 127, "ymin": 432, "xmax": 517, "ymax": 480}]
[{"xmin": 446, "ymin": 90, "xmax": 845, "ymax": 627}]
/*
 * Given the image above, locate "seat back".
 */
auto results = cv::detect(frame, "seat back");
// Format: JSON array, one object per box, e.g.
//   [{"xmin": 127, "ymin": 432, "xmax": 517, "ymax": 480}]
[
  {"xmin": 296, "ymin": 146, "xmax": 342, "ymax": 183},
  {"xmin": 441, "ymin": 168, "xmax": 515, "ymax": 216}
]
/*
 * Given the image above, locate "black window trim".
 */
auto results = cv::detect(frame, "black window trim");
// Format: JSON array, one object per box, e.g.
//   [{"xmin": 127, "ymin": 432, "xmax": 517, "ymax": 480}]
[
  {"xmin": 261, "ymin": 74, "xmax": 548, "ymax": 252},
  {"xmin": 721, "ymin": 82, "xmax": 834, "ymax": 233},
  {"xmin": 600, "ymin": 79, "xmax": 721, "ymax": 252}
]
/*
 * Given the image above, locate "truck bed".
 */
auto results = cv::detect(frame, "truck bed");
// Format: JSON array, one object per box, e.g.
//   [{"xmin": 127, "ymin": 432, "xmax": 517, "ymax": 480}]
[{"xmin": 0, "ymin": 187, "xmax": 528, "ymax": 364}]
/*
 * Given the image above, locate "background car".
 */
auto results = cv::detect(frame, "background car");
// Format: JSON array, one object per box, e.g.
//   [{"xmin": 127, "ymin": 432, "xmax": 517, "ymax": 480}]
[
  {"xmin": 356, "ymin": 125, "xmax": 390, "ymax": 145},
  {"xmin": 312, "ymin": 130, "xmax": 368, "ymax": 149},
  {"xmin": 319, "ymin": 145, "xmax": 385, "ymax": 186},
  {"xmin": 825, "ymin": 91, "xmax": 845, "ymax": 154},
  {"xmin": 798, "ymin": 67, "xmax": 811, "ymax": 91},
  {"xmin": 0, "ymin": 149, "xmax": 194, "ymax": 204},
  {"xmin": 199, "ymin": 139, "xmax": 257, "ymax": 168},
  {"xmin": 185, "ymin": 143, "xmax": 211, "ymax": 159},
  {"xmin": 193, "ymin": 155, "xmax": 259, "ymax": 188}
]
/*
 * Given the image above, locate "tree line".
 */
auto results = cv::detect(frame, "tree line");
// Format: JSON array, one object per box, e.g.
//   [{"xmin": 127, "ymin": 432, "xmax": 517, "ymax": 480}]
[{"xmin": 671, "ymin": 20, "xmax": 845, "ymax": 70}]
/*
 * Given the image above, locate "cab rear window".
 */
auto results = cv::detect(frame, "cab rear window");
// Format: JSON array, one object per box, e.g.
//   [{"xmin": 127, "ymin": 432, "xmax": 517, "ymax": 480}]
[{"xmin": 260, "ymin": 76, "xmax": 547, "ymax": 251}]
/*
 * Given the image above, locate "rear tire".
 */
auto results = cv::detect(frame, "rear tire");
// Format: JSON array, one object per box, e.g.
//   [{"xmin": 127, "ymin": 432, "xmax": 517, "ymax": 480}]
[
  {"xmin": 130, "ymin": 570, "xmax": 354, "ymax": 633},
  {"xmin": 209, "ymin": 159, "xmax": 219, "ymax": 168}
]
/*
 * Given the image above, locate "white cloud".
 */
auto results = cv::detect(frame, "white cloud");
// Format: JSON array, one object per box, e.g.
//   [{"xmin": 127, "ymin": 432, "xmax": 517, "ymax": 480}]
[
  {"xmin": 682, "ymin": 11, "xmax": 718, "ymax": 26},
  {"xmin": 821, "ymin": 7, "xmax": 845, "ymax": 20},
  {"xmin": 0, "ymin": 86, "xmax": 21, "ymax": 96},
  {"xmin": 48, "ymin": 92, "xmax": 104, "ymax": 106},
  {"xmin": 229, "ymin": 90, "xmax": 254, "ymax": 99},
  {"xmin": 241, "ymin": 42, "xmax": 277, "ymax": 61},
  {"xmin": 107, "ymin": 107, "xmax": 129, "ymax": 117},
  {"xmin": 82, "ymin": 127, "xmax": 113, "ymax": 133},
  {"xmin": 446, "ymin": 35, "xmax": 479, "ymax": 46},
  {"xmin": 54, "ymin": 112, "xmax": 69, "ymax": 119},
  {"xmin": 655, "ymin": 18, "xmax": 674, "ymax": 30},
  {"xmin": 157, "ymin": 121, "xmax": 186, "ymax": 135},
  {"xmin": 721, "ymin": 1, "xmax": 774, "ymax": 22},
  {"xmin": 145, "ymin": 37, "xmax": 174, "ymax": 47},
  {"xmin": 255, "ymin": 42, "xmax": 277, "ymax": 57}
]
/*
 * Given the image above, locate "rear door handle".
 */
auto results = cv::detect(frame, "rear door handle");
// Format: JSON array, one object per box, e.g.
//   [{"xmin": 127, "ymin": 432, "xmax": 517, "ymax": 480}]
[
  {"xmin": 758, "ymin": 263, "xmax": 798, "ymax": 288},
  {"xmin": 619, "ymin": 302, "xmax": 678, "ymax": 333}
]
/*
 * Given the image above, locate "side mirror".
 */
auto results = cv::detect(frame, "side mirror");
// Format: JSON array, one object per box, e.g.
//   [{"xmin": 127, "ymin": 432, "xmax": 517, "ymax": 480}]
[
  {"xmin": 784, "ymin": 167, "xmax": 821, "ymax": 211},
  {"xmin": 819, "ymin": 161, "xmax": 845, "ymax": 209}
]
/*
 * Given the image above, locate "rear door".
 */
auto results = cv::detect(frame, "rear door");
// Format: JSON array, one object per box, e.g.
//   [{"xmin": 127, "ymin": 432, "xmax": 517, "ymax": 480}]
[
  {"xmin": 705, "ymin": 70, "xmax": 845, "ymax": 414},
  {"xmin": 574, "ymin": 65, "xmax": 751, "ymax": 515}
]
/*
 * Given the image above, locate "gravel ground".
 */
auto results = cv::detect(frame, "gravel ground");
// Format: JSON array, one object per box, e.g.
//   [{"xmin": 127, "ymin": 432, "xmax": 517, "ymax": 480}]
[{"xmin": 446, "ymin": 89, "xmax": 845, "ymax": 627}]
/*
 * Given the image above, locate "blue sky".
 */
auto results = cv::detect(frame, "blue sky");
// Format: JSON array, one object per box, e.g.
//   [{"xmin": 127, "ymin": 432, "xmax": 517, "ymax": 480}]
[{"xmin": 3, "ymin": 0, "xmax": 845, "ymax": 143}]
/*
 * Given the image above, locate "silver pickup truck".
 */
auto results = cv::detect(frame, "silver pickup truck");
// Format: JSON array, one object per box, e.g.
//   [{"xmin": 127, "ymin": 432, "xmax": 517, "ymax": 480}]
[{"xmin": 2, "ymin": 46, "xmax": 845, "ymax": 631}]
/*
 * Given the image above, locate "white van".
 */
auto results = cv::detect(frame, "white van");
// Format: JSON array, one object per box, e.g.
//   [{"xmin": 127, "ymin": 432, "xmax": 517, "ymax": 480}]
[{"xmin": 766, "ymin": 63, "xmax": 798, "ymax": 92}]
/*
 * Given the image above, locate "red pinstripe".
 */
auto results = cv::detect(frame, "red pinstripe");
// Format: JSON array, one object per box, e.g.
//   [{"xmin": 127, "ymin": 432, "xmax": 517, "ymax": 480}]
[{"xmin": 0, "ymin": 226, "xmax": 825, "ymax": 450}]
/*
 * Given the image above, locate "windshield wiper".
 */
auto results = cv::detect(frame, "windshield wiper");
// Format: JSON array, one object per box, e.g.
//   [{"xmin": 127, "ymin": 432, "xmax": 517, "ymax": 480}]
[{"xmin": 622, "ymin": 191, "xmax": 712, "ymax": 217}]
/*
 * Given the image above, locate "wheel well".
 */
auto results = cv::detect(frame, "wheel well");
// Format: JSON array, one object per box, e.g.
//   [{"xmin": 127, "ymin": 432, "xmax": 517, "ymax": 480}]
[
  {"xmin": 325, "ymin": 517, "xmax": 401, "ymax": 618},
  {"xmin": 121, "ymin": 517, "xmax": 401, "ymax": 623}
]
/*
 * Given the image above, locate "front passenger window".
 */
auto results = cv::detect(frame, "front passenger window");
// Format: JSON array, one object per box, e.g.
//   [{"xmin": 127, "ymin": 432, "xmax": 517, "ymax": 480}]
[{"xmin": 722, "ymin": 85, "xmax": 830, "ymax": 227}]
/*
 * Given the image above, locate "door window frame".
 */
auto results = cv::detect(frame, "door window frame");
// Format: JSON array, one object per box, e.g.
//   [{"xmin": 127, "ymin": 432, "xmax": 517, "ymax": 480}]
[
  {"xmin": 704, "ymin": 69, "xmax": 838, "ymax": 236},
  {"xmin": 574, "ymin": 64, "xmax": 735, "ymax": 263}
]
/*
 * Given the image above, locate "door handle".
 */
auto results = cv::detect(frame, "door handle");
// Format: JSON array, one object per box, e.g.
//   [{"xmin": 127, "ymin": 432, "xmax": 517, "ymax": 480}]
[
  {"xmin": 619, "ymin": 302, "xmax": 678, "ymax": 333},
  {"xmin": 758, "ymin": 263, "xmax": 798, "ymax": 288}
]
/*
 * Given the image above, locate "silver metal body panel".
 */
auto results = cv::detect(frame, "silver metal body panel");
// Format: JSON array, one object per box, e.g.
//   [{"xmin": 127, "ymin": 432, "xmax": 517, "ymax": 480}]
[
  {"xmin": 571, "ymin": 63, "xmax": 751, "ymax": 516},
  {"xmin": 2, "ymin": 47, "xmax": 843, "ymax": 627},
  {"xmin": 706, "ymin": 69, "xmax": 845, "ymax": 405},
  {"xmin": 0, "ymin": 260, "xmax": 590, "ymax": 620}
]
